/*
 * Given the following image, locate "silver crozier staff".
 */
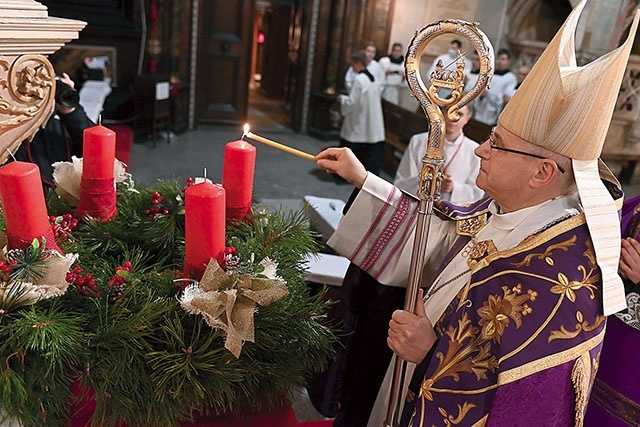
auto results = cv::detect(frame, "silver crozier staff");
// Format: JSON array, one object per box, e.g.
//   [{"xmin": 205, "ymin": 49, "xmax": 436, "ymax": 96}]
[{"xmin": 384, "ymin": 20, "xmax": 494, "ymax": 427}]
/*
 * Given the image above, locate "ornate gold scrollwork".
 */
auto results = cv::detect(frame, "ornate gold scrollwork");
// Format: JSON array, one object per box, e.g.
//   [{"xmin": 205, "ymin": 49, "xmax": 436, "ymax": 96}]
[{"xmin": 0, "ymin": 54, "xmax": 55, "ymax": 164}]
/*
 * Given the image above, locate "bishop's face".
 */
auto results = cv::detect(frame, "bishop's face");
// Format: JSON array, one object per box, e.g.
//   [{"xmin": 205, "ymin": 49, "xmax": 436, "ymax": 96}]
[{"xmin": 474, "ymin": 125, "xmax": 539, "ymax": 211}]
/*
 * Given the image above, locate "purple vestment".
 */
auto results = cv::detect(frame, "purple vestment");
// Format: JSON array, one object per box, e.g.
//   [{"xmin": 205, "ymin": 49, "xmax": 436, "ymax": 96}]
[
  {"xmin": 404, "ymin": 213, "xmax": 604, "ymax": 426},
  {"xmin": 584, "ymin": 194, "xmax": 640, "ymax": 426}
]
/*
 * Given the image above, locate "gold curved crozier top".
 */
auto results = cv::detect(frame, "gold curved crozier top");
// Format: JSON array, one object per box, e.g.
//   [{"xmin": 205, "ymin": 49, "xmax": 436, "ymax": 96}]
[{"xmin": 405, "ymin": 19, "xmax": 494, "ymax": 168}]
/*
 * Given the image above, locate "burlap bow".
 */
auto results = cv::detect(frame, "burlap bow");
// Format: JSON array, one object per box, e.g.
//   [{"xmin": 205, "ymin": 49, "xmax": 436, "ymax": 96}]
[{"xmin": 180, "ymin": 258, "xmax": 288, "ymax": 358}]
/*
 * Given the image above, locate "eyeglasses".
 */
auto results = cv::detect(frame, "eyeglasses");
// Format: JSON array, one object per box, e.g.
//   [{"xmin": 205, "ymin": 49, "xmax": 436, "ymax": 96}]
[{"xmin": 488, "ymin": 127, "xmax": 565, "ymax": 174}]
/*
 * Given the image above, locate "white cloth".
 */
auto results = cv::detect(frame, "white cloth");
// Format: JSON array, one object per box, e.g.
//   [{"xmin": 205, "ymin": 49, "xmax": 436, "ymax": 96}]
[
  {"xmin": 378, "ymin": 56, "xmax": 405, "ymax": 104},
  {"xmin": 473, "ymin": 71, "xmax": 517, "ymax": 126},
  {"xmin": 464, "ymin": 70, "xmax": 480, "ymax": 94},
  {"xmin": 393, "ymin": 131, "xmax": 483, "ymax": 204},
  {"xmin": 339, "ymin": 73, "xmax": 385, "ymax": 143},
  {"xmin": 79, "ymin": 78, "xmax": 112, "ymax": 123},
  {"xmin": 326, "ymin": 174, "xmax": 582, "ymax": 426},
  {"xmin": 345, "ymin": 59, "xmax": 385, "ymax": 91}
]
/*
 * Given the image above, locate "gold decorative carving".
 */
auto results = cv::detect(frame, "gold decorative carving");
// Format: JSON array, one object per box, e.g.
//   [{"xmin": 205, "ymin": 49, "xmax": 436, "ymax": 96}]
[{"xmin": 0, "ymin": 54, "xmax": 55, "ymax": 165}]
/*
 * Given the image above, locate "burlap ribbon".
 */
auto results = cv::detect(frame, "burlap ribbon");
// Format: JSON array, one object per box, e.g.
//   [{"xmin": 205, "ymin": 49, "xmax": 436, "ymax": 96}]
[{"xmin": 180, "ymin": 258, "xmax": 288, "ymax": 358}]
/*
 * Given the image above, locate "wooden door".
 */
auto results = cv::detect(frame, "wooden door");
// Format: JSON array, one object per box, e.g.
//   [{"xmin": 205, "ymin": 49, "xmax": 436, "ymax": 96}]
[
  {"xmin": 261, "ymin": 4, "xmax": 291, "ymax": 99},
  {"xmin": 196, "ymin": 0, "xmax": 254, "ymax": 124}
]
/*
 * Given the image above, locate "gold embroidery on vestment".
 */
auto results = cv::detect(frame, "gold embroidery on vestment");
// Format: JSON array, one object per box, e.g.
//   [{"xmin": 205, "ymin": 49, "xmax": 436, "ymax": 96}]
[
  {"xmin": 426, "ymin": 324, "xmax": 606, "ymax": 397},
  {"xmin": 513, "ymin": 235, "xmax": 577, "ymax": 268},
  {"xmin": 457, "ymin": 213, "xmax": 488, "ymax": 236},
  {"xmin": 470, "ymin": 214, "xmax": 586, "ymax": 272},
  {"xmin": 494, "ymin": 328, "xmax": 605, "ymax": 385},
  {"xmin": 437, "ymin": 401, "xmax": 477, "ymax": 426},
  {"xmin": 548, "ymin": 312, "xmax": 605, "ymax": 342},
  {"xmin": 477, "ymin": 285, "xmax": 532, "ymax": 344},
  {"xmin": 419, "ymin": 312, "xmax": 499, "ymax": 401},
  {"xmin": 571, "ymin": 352, "xmax": 591, "ymax": 427}
]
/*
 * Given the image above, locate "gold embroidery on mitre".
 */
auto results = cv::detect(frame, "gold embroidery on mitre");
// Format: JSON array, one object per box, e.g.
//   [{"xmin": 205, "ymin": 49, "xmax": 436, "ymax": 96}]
[
  {"xmin": 571, "ymin": 353, "xmax": 592, "ymax": 427},
  {"xmin": 457, "ymin": 213, "xmax": 488, "ymax": 237}
]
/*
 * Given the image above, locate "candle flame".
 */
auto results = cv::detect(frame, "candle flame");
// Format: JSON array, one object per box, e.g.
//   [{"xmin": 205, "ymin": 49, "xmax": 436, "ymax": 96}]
[{"xmin": 243, "ymin": 123, "xmax": 250, "ymax": 139}]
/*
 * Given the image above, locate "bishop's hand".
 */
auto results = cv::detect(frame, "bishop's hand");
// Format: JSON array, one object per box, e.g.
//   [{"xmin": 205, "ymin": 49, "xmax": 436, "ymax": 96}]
[
  {"xmin": 387, "ymin": 289, "xmax": 437, "ymax": 364},
  {"xmin": 316, "ymin": 147, "xmax": 367, "ymax": 189}
]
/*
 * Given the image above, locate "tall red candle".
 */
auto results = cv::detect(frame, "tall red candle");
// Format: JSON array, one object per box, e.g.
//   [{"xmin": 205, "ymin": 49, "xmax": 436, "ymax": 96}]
[
  {"xmin": 82, "ymin": 124, "xmax": 116, "ymax": 179},
  {"xmin": 222, "ymin": 140, "xmax": 256, "ymax": 220},
  {"xmin": 183, "ymin": 180, "xmax": 226, "ymax": 280},
  {"xmin": 0, "ymin": 162, "xmax": 56, "ymax": 250}
]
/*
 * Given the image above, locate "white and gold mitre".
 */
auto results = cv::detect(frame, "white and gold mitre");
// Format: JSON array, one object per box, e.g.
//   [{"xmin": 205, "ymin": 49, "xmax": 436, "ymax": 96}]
[
  {"xmin": 500, "ymin": 0, "xmax": 640, "ymax": 316},
  {"xmin": 500, "ymin": 0, "xmax": 639, "ymax": 159}
]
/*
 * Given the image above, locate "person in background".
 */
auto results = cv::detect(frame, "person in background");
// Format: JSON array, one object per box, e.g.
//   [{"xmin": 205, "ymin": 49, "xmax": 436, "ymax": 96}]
[
  {"xmin": 14, "ymin": 72, "xmax": 95, "ymax": 187},
  {"xmin": 473, "ymin": 49, "xmax": 517, "ymax": 126},
  {"xmin": 503, "ymin": 64, "xmax": 531, "ymax": 104},
  {"xmin": 379, "ymin": 42, "xmax": 405, "ymax": 104},
  {"xmin": 584, "ymin": 193, "xmax": 640, "ymax": 427},
  {"xmin": 338, "ymin": 52, "xmax": 385, "ymax": 175},
  {"xmin": 344, "ymin": 41, "xmax": 385, "ymax": 92},
  {"xmin": 463, "ymin": 51, "xmax": 481, "ymax": 94},
  {"xmin": 394, "ymin": 104, "xmax": 483, "ymax": 204},
  {"xmin": 315, "ymin": 1, "xmax": 636, "ymax": 424}
]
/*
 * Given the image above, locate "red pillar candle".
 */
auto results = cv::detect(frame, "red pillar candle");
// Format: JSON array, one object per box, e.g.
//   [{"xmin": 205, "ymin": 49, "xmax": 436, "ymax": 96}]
[
  {"xmin": 82, "ymin": 124, "xmax": 116, "ymax": 179},
  {"xmin": 184, "ymin": 180, "xmax": 226, "ymax": 280},
  {"xmin": 222, "ymin": 140, "xmax": 256, "ymax": 220},
  {"xmin": 76, "ymin": 124, "xmax": 118, "ymax": 222},
  {"xmin": 0, "ymin": 161, "xmax": 59, "ymax": 251}
]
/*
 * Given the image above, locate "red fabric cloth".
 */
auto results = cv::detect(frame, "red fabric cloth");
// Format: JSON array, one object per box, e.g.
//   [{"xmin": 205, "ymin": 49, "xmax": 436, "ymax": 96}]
[
  {"xmin": 76, "ymin": 177, "xmax": 117, "ymax": 222},
  {"xmin": 6, "ymin": 226, "xmax": 62, "ymax": 254},
  {"xmin": 226, "ymin": 204, "xmax": 252, "ymax": 222},
  {"xmin": 182, "ymin": 405, "xmax": 298, "ymax": 427},
  {"xmin": 70, "ymin": 380, "xmax": 302, "ymax": 427}
]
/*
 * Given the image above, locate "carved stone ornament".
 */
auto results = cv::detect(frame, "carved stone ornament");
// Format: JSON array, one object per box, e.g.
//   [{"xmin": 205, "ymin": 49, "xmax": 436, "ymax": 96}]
[{"xmin": 0, "ymin": 0, "xmax": 86, "ymax": 165}]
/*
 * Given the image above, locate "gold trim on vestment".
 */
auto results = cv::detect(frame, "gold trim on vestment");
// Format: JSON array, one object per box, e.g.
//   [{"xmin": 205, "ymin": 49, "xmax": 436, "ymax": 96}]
[
  {"xmin": 496, "ymin": 327, "xmax": 604, "ymax": 385},
  {"xmin": 469, "ymin": 213, "xmax": 586, "ymax": 275},
  {"xmin": 471, "ymin": 415, "xmax": 488, "ymax": 427},
  {"xmin": 571, "ymin": 351, "xmax": 592, "ymax": 427},
  {"xmin": 426, "ymin": 326, "xmax": 605, "ymax": 397}
]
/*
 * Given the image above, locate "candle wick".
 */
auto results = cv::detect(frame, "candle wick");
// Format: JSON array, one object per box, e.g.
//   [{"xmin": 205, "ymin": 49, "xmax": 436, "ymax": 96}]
[
  {"xmin": 203, "ymin": 167, "xmax": 207, "ymax": 179},
  {"xmin": 98, "ymin": 114, "xmax": 102, "ymax": 126},
  {"xmin": 6, "ymin": 148, "xmax": 16, "ymax": 162}
]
